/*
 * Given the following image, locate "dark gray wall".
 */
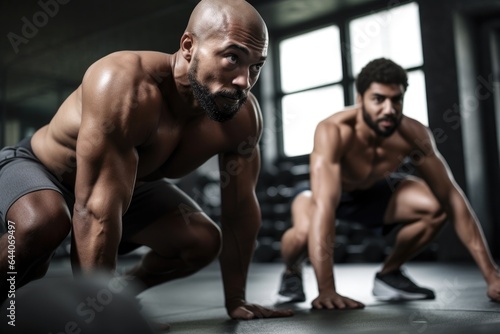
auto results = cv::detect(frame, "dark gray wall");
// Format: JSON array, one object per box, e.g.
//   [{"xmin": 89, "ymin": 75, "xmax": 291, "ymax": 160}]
[{"xmin": 418, "ymin": 0, "xmax": 500, "ymax": 260}]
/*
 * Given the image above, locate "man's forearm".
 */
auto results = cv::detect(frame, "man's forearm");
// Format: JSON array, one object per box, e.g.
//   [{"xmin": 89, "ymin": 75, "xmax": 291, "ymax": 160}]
[
  {"xmin": 219, "ymin": 209, "xmax": 260, "ymax": 310},
  {"xmin": 448, "ymin": 193, "xmax": 499, "ymax": 280},
  {"xmin": 71, "ymin": 211, "xmax": 121, "ymax": 273},
  {"xmin": 308, "ymin": 208, "xmax": 336, "ymax": 293},
  {"xmin": 456, "ymin": 216, "xmax": 498, "ymax": 279}
]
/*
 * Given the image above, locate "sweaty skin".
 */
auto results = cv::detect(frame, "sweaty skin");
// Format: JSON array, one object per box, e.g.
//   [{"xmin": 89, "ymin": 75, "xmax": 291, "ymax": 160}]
[
  {"xmin": 281, "ymin": 82, "xmax": 500, "ymax": 309},
  {"xmin": 17, "ymin": 0, "xmax": 293, "ymax": 320}
]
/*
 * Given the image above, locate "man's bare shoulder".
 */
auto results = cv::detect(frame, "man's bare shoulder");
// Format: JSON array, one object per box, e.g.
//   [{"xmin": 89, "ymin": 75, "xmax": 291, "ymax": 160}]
[
  {"xmin": 79, "ymin": 51, "xmax": 176, "ymax": 146},
  {"xmin": 310, "ymin": 106, "xmax": 358, "ymax": 158},
  {"xmin": 244, "ymin": 92, "xmax": 263, "ymax": 135},
  {"xmin": 84, "ymin": 51, "xmax": 173, "ymax": 86},
  {"xmin": 317, "ymin": 106, "xmax": 357, "ymax": 139},
  {"xmin": 398, "ymin": 115, "xmax": 434, "ymax": 149}
]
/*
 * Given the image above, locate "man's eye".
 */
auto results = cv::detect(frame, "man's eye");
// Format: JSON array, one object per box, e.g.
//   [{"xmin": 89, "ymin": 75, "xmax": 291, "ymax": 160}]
[
  {"xmin": 251, "ymin": 64, "xmax": 263, "ymax": 73},
  {"xmin": 226, "ymin": 54, "xmax": 238, "ymax": 64}
]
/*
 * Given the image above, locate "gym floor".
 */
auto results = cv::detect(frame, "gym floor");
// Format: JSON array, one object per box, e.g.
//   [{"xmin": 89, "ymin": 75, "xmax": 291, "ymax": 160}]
[{"xmin": 6, "ymin": 256, "xmax": 497, "ymax": 334}]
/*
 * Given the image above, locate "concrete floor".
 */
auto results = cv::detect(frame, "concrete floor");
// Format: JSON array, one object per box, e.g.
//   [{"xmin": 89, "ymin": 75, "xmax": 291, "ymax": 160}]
[
  {"xmin": 137, "ymin": 261, "xmax": 500, "ymax": 334},
  {"xmin": 2, "ymin": 257, "xmax": 499, "ymax": 333}
]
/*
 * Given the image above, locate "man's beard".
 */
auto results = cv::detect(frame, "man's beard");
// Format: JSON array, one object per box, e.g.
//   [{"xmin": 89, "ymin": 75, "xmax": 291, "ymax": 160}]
[
  {"xmin": 362, "ymin": 105, "xmax": 401, "ymax": 138},
  {"xmin": 188, "ymin": 58, "xmax": 247, "ymax": 123}
]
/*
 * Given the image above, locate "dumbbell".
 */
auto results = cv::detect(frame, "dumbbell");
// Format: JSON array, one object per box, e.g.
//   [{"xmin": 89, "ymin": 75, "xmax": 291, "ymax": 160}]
[
  {"xmin": 333, "ymin": 235, "xmax": 349, "ymax": 263},
  {"xmin": 253, "ymin": 237, "xmax": 280, "ymax": 262},
  {"xmin": 361, "ymin": 237, "xmax": 387, "ymax": 262}
]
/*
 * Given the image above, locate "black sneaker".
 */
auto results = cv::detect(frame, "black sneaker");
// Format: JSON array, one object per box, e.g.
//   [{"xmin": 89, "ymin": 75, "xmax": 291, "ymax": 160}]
[
  {"xmin": 373, "ymin": 269, "xmax": 435, "ymax": 301},
  {"xmin": 277, "ymin": 271, "xmax": 306, "ymax": 303}
]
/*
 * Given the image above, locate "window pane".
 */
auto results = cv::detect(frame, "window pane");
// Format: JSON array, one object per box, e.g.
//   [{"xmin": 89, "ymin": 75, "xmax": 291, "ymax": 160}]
[
  {"xmin": 280, "ymin": 26, "xmax": 342, "ymax": 93},
  {"xmin": 349, "ymin": 2, "xmax": 423, "ymax": 75},
  {"xmin": 282, "ymin": 85, "xmax": 345, "ymax": 157},
  {"xmin": 404, "ymin": 70, "xmax": 428, "ymax": 126}
]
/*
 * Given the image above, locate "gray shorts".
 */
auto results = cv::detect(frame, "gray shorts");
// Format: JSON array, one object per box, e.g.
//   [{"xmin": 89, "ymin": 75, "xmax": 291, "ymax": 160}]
[
  {"xmin": 0, "ymin": 138, "xmax": 203, "ymax": 253},
  {"xmin": 0, "ymin": 137, "xmax": 72, "ymax": 224}
]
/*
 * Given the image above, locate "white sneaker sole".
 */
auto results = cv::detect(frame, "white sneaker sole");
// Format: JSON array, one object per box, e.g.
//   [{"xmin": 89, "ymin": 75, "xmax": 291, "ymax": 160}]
[
  {"xmin": 372, "ymin": 279, "xmax": 427, "ymax": 301},
  {"xmin": 275, "ymin": 293, "xmax": 306, "ymax": 304}
]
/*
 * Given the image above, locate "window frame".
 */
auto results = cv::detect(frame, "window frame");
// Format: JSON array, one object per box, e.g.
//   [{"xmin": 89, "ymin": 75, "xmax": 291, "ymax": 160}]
[{"xmin": 272, "ymin": 0, "xmax": 421, "ymax": 163}]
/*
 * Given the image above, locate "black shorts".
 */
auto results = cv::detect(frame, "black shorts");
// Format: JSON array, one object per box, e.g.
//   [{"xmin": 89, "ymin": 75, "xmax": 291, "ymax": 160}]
[
  {"xmin": 0, "ymin": 137, "xmax": 202, "ymax": 253},
  {"xmin": 336, "ymin": 174, "xmax": 407, "ymax": 229}
]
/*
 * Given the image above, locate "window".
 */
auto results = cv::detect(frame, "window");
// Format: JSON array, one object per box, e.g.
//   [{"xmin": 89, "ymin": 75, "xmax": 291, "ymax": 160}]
[
  {"xmin": 282, "ymin": 86, "xmax": 344, "ymax": 157},
  {"xmin": 279, "ymin": 26, "xmax": 344, "ymax": 157},
  {"xmin": 277, "ymin": 2, "xmax": 427, "ymax": 158},
  {"xmin": 349, "ymin": 2, "xmax": 427, "ymax": 126},
  {"xmin": 349, "ymin": 3, "xmax": 423, "ymax": 75}
]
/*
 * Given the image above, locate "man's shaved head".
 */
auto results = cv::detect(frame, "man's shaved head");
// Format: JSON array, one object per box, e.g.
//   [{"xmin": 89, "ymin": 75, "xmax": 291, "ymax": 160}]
[
  {"xmin": 186, "ymin": 0, "xmax": 268, "ymax": 47},
  {"xmin": 182, "ymin": 0, "xmax": 268, "ymax": 123}
]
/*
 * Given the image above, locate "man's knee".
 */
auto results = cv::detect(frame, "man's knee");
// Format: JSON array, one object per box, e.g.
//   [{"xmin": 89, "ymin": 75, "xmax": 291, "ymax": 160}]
[
  {"xmin": 27, "ymin": 257, "xmax": 52, "ymax": 281},
  {"xmin": 429, "ymin": 208, "xmax": 447, "ymax": 230},
  {"xmin": 419, "ymin": 192, "xmax": 447, "ymax": 229},
  {"xmin": 9, "ymin": 198, "xmax": 71, "ymax": 256},
  {"xmin": 24, "ymin": 215, "xmax": 69, "ymax": 251},
  {"xmin": 291, "ymin": 190, "xmax": 312, "ymax": 213},
  {"xmin": 202, "ymin": 220, "xmax": 222, "ymax": 261},
  {"xmin": 291, "ymin": 226, "xmax": 309, "ymax": 247},
  {"xmin": 290, "ymin": 190, "xmax": 313, "ymax": 245},
  {"xmin": 184, "ymin": 218, "xmax": 222, "ymax": 268}
]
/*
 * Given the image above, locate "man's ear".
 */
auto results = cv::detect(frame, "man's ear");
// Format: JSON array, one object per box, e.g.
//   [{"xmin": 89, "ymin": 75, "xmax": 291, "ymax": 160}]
[
  {"xmin": 356, "ymin": 93, "xmax": 362, "ymax": 104},
  {"xmin": 180, "ymin": 32, "xmax": 194, "ymax": 61}
]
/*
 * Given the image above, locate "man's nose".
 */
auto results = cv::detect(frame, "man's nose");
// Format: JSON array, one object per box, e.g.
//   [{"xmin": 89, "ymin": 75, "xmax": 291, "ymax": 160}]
[
  {"xmin": 232, "ymin": 68, "xmax": 251, "ymax": 91},
  {"xmin": 382, "ymin": 99, "xmax": 396, "ymax": 115}
]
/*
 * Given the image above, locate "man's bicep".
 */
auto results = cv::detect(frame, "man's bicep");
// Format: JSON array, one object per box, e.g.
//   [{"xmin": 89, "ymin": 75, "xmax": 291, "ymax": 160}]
[
  {"xmin": 74, "ymin": 123, "xmax": 138, "ymax": 217},
  {"xmin": 310, "ymin": 153, "xmax": 342, "ymax": 208},
  {"xmin": 309, "ymin": 123, "xmax": 343, "ymax": 206},
  {"xmin": 412, "ymin": 126, "xmax": 458, "ymax": 202},
  {"xmin": 76, "ymin": 56, "xmax": 155, "ymax": 214},
  {"xmin": 417, "ymin": 153, "xmax": 457, "ymax": 202}
]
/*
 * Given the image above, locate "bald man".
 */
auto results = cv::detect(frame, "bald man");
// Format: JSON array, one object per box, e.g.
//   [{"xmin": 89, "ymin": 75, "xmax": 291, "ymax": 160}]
[{"xmin": 0, "ymin": 0, "xmax": 292, "ymax": 321}]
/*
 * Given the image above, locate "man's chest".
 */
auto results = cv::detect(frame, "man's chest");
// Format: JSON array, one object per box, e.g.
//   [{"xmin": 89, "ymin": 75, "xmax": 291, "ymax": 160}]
[
  {"xmin": 136, "ymin": 119, "xmax": 244, "ymax": 179},
  {"xmin": 341, "ymin": 142, "xmax": 410, "ymax": 190}
]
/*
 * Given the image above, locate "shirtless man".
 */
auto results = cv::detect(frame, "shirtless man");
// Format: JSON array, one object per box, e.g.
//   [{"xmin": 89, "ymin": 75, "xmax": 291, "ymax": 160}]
[
  {"xmin": 0, "ymin": 0, "xmax": 292, "ymax": 321},
  {"xmin": 277, "ymin": 58, "xmax": 500, "ymax": 309}
]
